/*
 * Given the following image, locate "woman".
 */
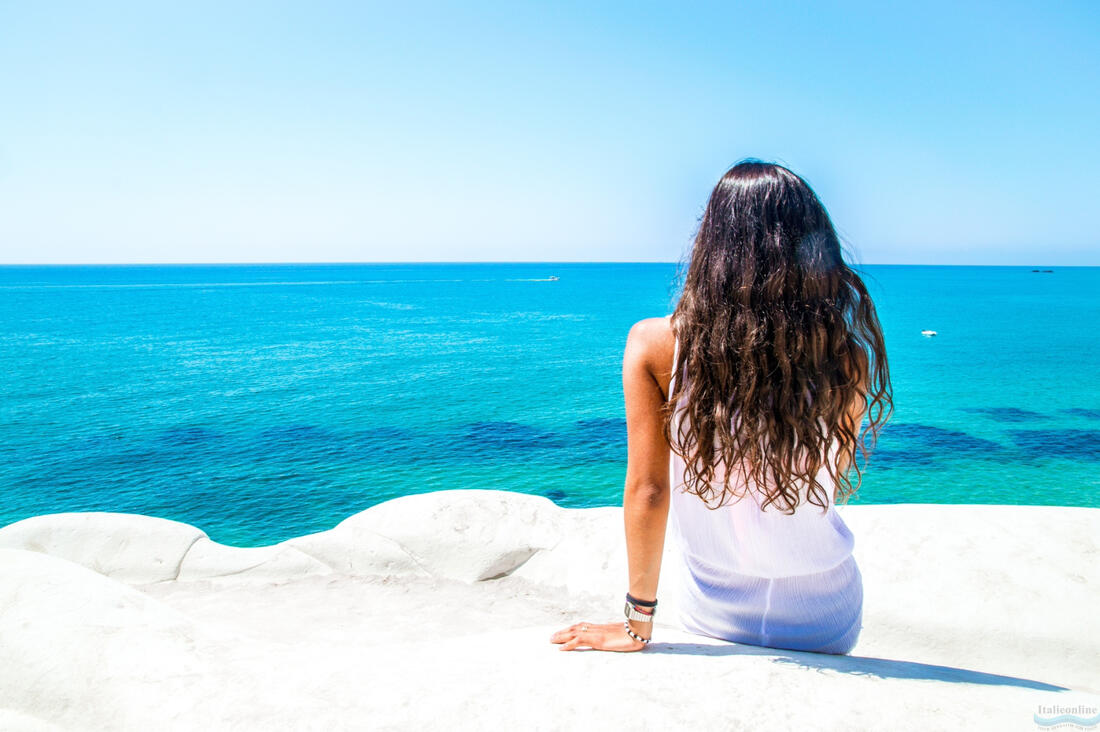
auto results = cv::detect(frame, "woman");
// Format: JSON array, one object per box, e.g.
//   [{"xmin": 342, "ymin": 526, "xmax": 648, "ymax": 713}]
[{"xmin": 550, "ymin": 161, "xmax": 892, "ymax": 654}]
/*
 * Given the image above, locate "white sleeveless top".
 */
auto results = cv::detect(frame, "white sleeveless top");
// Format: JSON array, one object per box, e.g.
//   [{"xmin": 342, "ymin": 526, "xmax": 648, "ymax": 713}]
[
  {"xmin": 666, "ymin": 338, "xmax": 857, "ymax": 579},
  {"xmin": 664, "ymin": 336, "xmax": 864, "ymax": 653}
]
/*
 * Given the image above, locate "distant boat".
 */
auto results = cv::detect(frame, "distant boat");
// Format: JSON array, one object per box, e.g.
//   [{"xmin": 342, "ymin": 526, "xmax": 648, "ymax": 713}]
[
  {"xmin": 1030, "ymin": 269, "xmax": 1054, "ymax": 273},
  {"xmin": 921, "ymin": 329, "xmax": 937, "ymax": 337},
  {"xmin": 547, "ymin": 276, "xmax": 559, "ymax": 281}
]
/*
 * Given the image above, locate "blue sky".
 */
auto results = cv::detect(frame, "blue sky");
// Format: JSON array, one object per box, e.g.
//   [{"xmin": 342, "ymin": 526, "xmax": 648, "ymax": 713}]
[{"xmin": 1, "ymin": 1, "xmax": 1097, "ymax": 265}]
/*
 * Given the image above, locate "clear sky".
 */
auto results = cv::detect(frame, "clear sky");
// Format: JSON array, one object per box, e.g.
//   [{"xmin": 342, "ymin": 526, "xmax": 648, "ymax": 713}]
[{"xmin": 1, "ymin": 1, "xmax": 1097, "ymax": 265}]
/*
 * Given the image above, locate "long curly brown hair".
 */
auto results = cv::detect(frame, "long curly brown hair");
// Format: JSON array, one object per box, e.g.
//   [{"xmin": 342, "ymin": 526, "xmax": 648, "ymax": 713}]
[{"xmin": 666, "ymin": 161, "xmax": 892, "ymax": 513}]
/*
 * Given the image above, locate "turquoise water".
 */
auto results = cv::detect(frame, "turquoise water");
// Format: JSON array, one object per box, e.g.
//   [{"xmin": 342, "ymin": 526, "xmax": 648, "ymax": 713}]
[{"xmin": 1, "ymin": 263, "xmax": 1097, "ymax": 546}]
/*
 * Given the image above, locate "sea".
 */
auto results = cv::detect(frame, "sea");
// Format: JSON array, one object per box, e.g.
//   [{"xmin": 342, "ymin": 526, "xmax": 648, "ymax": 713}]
[{"xmin": 1, "ymin": 263, "xmax": 1097, "ymax": 546}]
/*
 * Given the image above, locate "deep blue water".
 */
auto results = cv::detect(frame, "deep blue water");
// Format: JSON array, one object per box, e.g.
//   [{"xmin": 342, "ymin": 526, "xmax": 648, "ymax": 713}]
[{"xmin": 1, "ymin": 263, "xmax": 1097, "ymax": 546}]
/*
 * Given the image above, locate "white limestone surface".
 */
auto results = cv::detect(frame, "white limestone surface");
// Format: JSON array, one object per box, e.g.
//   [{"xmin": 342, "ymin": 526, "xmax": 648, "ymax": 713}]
[{"xmin": 0, "ymin": 489, "xmax": 1097, "ymax": 731}]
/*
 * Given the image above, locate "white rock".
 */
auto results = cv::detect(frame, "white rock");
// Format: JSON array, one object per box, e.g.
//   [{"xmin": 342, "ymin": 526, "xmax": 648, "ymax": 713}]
[
  {"xmin": 0, "ymin": 491, "xmax": 1096, "ymax": 731},
  {"xmin": 0, "ymin": 709, "xmax": 68, "ymax": 732},
  {"xmin": 283, "ymin": 522, "xmax": 433, "ymax": 578},
  {"xmin": 176, "ymin": 538, "xmax": 332, "ymax": 582},
  {"xmin": 0, "ymin": 548, "xmax": 215, "ymax": 727},
  {"xmin": 840, "ymin": 502, "xmax": 1100, "ymax": 691},
  {"xmin": 0, "ymin": 512, "xmax": 205, "ymax": 583},
  {"xmin": 310, "ymin": 489, "xmax": 566, "ymax": 582}
]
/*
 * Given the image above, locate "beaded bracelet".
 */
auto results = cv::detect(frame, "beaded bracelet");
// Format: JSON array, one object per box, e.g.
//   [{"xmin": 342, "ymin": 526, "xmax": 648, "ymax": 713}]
[{"xmin": 624, "ymin": 621, "xmax": 650, "ymax": 645}]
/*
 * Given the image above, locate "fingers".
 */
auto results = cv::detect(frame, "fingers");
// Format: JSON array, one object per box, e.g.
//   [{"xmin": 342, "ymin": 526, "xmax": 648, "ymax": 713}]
[
  {"xmin": 549, "ymin": 622, "xmax": 591, "ymax": 645},
  {"xmin": 552, "ymin": 622, "xmax": 597, "ymax": 650},
  {"xmin": 559, "ymin": 636, "xmax": 584, "ymax": 651},
  {"xmin": 562, "ymin": 626, "xmax": 601, "ymax": 651},
  {"xmin": 550, "ymin": 620, "xmax": 585, "ymax": 638}
]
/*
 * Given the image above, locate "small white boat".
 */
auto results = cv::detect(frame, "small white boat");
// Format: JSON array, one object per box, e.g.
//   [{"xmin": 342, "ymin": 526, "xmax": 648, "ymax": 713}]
[
  {"xmin": 921, "ymin": 329, "xmax": 937, "ymax": 337},
  {"xmin": 547, "ymin": 276, "xmax": 559, "ymax": 281}
]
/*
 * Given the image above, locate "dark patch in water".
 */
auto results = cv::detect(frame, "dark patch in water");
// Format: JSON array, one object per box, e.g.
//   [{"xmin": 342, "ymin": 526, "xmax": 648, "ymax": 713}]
[
  {"xmin": 351, "ymin": 427, "xmax": 421, "ymax": 460},
  {"xmin": 865, "ymin": 422, "xmax": 1009, "ymax": 470},
  {"xmin": 1061, "ymin": 408, "xmax": 1100, "ymax": 420},
  {"xmin": 857, "ymin": 448, "xmax": 932, "ymax": 469},
  {"xmin": 878, "ymin": 423, "xmax": 1005, "ymax": 454},
  {"xmin": 157, "ymin": 426, "xmax": 224, "ymax": 446},
  {"xmin": 448, "ymin": 421, "xmax": 566, "ymax": 455},
  {"xmin": 572, "ymin": 418, "xmax": 628, "ymax": 443},
  {"xmin": 256, "ymin": 424, "xmax": 334, "ymax": 442},
  {"xmin": 544, "ymin": 488, "xmax": 567, "ymax": 503},
  {"xmin": 252, "ymin": 423, "xmax": 350, "ymax": 461},
  {"xmin": 961, "ymin": 407, "xmax": 1047, "ymax": 423},
  {"xmin": 568, "ymin": 418, "xmax": 628, "ymax": 462},
  {"xmin": 1007, "ymin": 429, "xmax": 1100, "ymax": 461}
]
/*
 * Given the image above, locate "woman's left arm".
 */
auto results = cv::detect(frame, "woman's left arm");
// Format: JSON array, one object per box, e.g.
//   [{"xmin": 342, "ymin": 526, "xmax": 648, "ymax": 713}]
[{"xmin": 551, "ymin": 318, "xmax": 672, "ymax": 652}]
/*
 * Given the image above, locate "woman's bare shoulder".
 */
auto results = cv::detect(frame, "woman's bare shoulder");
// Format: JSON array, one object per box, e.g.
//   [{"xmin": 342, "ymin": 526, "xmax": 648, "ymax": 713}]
[
  {"xmin": 633, "ymin": 314, "xmax": 673, "ymax": 343},
  {"xmin": 625, "ymin": 316, "xmax": 676, "ymax": 388}
]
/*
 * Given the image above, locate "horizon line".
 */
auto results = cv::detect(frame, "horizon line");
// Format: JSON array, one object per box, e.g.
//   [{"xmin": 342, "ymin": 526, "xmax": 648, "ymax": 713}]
[{"xmin": 0, "ymin": 261, "xmax": 1096, "ymax": 268}]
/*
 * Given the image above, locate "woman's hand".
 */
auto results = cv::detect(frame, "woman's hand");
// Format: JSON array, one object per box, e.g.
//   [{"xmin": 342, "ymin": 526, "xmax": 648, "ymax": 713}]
[{"xmin": 550, "ymin": 622, "xmax": 647, "ymax": 652}]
